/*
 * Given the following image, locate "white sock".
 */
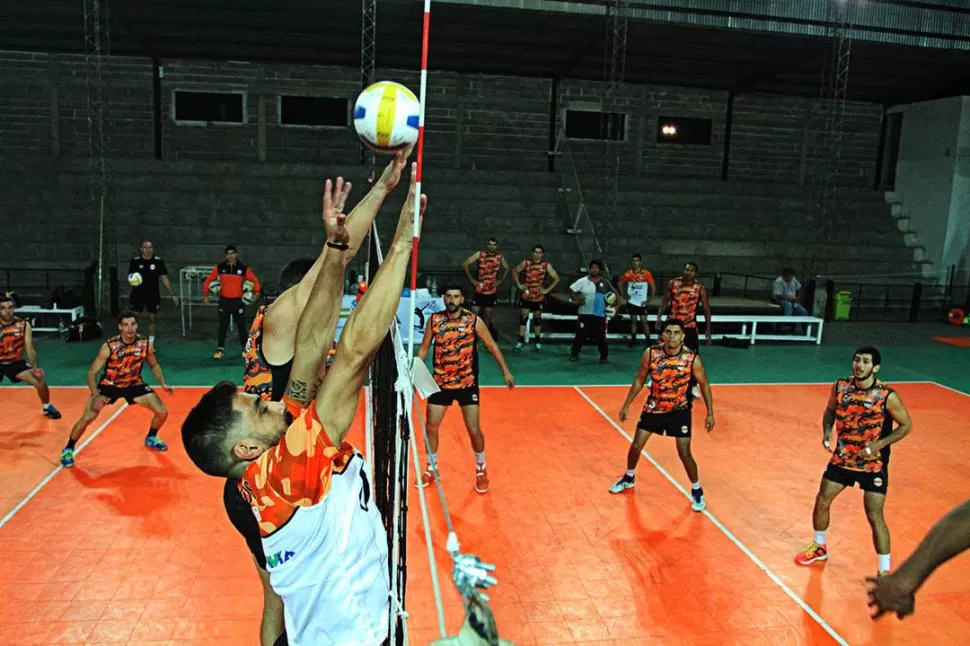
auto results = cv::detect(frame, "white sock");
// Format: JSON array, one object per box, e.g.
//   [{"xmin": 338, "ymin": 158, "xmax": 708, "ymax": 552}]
[
  {"xmin": 815, "ymin": 531, "xmax": 827, "ymax": 546},
  {"xmin": 43, "ymin": 403, "xmax": 52, "ymax": 409},
  {"xmin": 878, "ymin": 553, "xmax": 891, "ymax": 573},
  {"xmin": 475, "ymin": 451, "xmax": 485, "ymax": 469},
  {"xmin": 427, "ymin": 453, "xmax": 437, "ymax": 469},
  {"xmin": 691, "ymin": 481, "xmax": 702, "ymax": 491},
  {"xmin": 625, "ymin": 469, "xmax": 636, "ymax": 478}
]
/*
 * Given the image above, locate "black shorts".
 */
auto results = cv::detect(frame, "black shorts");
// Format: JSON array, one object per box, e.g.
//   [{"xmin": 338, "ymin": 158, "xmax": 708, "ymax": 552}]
[
  {"xmin": 474, "ymin": 292, "xmax": 497, "ymax": 308},
  {"xmin": 626, "ymin": 304, "xmax": 647, "ymax": 316},
  {"xmin": 823, "ymin": 464, "xmax": 889, "ymax": 495},
  {"xmin": 0, "ymin": 360, "xmax": 30, "ymax": 383},
  {"xmin": 518, "ymin": 297, "xmax": 544, "ymax": 312},
  {"xmin": 683, "ymin": 327, "xmax": 700, "ymax": 352},
  {"xmin": 427, "ymin": 387, "xmax": 480, "ymax": 408},
  {"xmin": 129, "ymin": 290, "xmax": 161, "ymax": 314},
  {"xmin": 637, "ymin": 408, "xmax": 692, "ymax": 438},
  {"xmin": 98, "ymin": 383, "xmax": 154, "ymax": 405}
]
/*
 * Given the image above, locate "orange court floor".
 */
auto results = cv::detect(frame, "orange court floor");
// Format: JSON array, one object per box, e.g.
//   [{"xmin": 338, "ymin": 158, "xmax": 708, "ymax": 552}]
[{"xmin": 1, "ymin": 382, "xmax": 969, "ymax": 645}]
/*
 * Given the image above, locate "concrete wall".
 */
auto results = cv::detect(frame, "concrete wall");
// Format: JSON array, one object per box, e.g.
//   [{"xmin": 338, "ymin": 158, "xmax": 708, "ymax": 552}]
[
  {"xmin": 886, "ymin": 96, "xmax": 967, "ymax": 276},
  {"xmin": 0, "ymin": 49, "xmax": 898, "ymax": 289}
]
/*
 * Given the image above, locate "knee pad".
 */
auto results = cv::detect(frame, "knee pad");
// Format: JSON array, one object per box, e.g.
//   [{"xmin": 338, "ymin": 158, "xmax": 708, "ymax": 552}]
[{"xmin": 519, "ymin": 315, "xmax": 528, "ymax": 326}]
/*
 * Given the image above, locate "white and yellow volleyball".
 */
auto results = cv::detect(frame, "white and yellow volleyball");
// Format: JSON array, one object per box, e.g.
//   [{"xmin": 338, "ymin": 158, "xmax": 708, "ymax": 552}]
[
  {"xmin": 353, "ymin": 81, "xmax": 420, "ymax": 154},
  {"xmin": 128, "ymin": 272, "xmax": 143, "ymax": 287}
]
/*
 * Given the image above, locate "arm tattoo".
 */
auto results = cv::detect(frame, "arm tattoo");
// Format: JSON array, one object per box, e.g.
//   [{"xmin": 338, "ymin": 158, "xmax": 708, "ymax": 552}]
[{"xmin": 285, "ymin": 379, "xmax": 310, "ymax": 405}]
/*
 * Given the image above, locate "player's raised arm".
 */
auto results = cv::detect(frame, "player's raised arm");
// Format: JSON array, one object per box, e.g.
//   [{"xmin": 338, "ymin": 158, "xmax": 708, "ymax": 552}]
[
  {"xmin": 316, "ymin": 164, "xmax": 427, "ymax": 444},
  {"xmin": 284, "ymin": 178, "xmax": 355, "ymax": 406},
  {"xmin": 263, "ymin": 150, "xmax": 410, "ymax": 363}
]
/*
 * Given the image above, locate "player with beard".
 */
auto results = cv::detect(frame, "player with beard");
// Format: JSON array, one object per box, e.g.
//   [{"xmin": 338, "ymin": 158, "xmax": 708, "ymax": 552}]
[
  {"xmin": 795, "ymin": 346, "xmax": 913, "ymax": 576},
  {"xmin": 416, "ymin": 282, "xmax": 515, "ymax": 494}
]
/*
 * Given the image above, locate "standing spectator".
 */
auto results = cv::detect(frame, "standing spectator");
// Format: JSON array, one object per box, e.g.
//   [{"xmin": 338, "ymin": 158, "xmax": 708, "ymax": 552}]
[
  {"xmin": 203, "ymin": 245, "xmax": 261, "ymax": 360},
  {"xmin": 568, "ymin": 260, "xmax": 616, "ymax": 364},
  {"xmin": 127, "ymin": 240, "xmax": 179, "ymax": 346}
]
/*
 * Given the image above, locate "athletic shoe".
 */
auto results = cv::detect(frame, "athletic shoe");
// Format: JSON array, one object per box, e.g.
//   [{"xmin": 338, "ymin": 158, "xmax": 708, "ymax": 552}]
[
  {"xmin": 60, "ymin": 447, "xmax": 75, "ymax": 468},
  {"xmin": 475, "ymin": 466, "xmax": 489, "ymax": 494},
  {"xmin": 691, "ymin": 487, "xmax": 706, "ymax": 511},
  {"xmin": 43, "ymin": 404, "xmax": 62, "ymax": 419},
  {"xmin": 609, "ymin": 474, "xmax": 635, "ymax": 493},
  {"xmin": 145, "ymin": 435, "xmax": 168, "ymax": 451},
  {"xmin": 795, "ymin": 541, "xmax": 829, "ymax": 566}
]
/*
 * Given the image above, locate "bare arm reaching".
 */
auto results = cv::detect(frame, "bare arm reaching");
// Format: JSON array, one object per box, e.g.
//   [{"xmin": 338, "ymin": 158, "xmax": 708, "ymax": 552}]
[
  {"xmin": 284, "ymin": 178, "xmax": 354, "ymax": 406},
  {"xmin": 316, "ymin": 164, "xmax": 427, "ymax": 445},
  {"xmin": 262, "ymin": 151, "xmax": 410, "ymax": 365}
]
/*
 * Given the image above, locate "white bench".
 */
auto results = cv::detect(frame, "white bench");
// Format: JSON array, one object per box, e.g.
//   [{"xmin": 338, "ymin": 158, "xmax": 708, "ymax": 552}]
[
  {"xmin": 17, "ymin": 305, "xmax": 86, "ymax": 333},
  {"xmin": 527, "ymin": 312, "xmax": 824, "ymax": 345}
]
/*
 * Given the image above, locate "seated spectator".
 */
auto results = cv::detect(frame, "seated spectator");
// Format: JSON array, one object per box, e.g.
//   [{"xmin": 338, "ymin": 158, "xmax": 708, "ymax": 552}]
[{"xmin": 773, "ymin": 268, "xmax": 808, "ymax": 317}]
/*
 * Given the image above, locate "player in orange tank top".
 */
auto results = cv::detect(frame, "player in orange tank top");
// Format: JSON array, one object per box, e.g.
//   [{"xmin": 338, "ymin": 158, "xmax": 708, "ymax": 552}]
[
  {"xmin": 511, "ymin": 245, "xmax": 560, "ymax": 352},
  {"xmin": 659, "ymin": 262, "xmax": 712, "ymax": 351},
  {"xmin": 794, "ymin": 346, "xmax": 913, "ymax": 576},
  {"xmin": 0, "ymin": 293, "xmax": 61, "ymax": 418},
  {"xmin": 415, "ymin": 282, "xmax": 515, "ymax": 494},
  {"xmin": 461, "ymin": 236, "xmax": 509, "ymax": 337},
  {"xmin": 618, "ymin": 252, "xmax": 656, "ymax": 346},
  {"xmin": 609, "ymin": 318, "xmax": 716, "ymax": 511},
  {"xmin": 60, "ymin": 311, "xmax": 174, "ymax": 468}
]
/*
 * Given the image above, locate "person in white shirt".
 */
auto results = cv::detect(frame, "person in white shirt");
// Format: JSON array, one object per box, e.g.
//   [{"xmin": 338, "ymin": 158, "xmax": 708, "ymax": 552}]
[
  {"xmin": 568, "ymin": 260, "xmax": 619, "ymax": 364},
  {"xmin": 773, "ymin": 268, "xmax": 808, "ymax": 317}
]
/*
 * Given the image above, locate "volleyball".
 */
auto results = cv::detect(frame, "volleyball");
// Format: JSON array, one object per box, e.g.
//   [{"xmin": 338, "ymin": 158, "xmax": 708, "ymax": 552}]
[
  {"xmin": 209, "ymin": 280, "xmax": 222, "ymax": 296},
  {"xmin": 605, "ymin": 292, "xmax": 617, "ymax": 306},
  {"xmin": 353, "ymin": 81, "xmax": 420, "ymax": 154},
  {"xmin": 128, "ymin": 272, "xmax": 143, "ymax": 287}
]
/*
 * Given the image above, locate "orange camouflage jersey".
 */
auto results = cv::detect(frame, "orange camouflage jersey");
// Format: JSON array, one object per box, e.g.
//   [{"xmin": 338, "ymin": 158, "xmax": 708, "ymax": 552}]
[
  {"xmin": 830, "ymin": 378, "xmax": 895, "ymax": 473},
  {"xmin": 99, "ymin": 335, "xmax": 151, "ymax": 388},
  {"xmin": 430, "ymin": 309, "xmax": 478, "ymax": 390},
  {"xmin": 0, "ymin": 318, "xmax": 27, "ymax": 363},
  {"xmin": 243, "ymin": 305, "xmax": 273, "ymax": 401},
  {"xmin": 476, "ymin": 251, "xmax": 504, "ymax": 295},
  {"xmin": 521, "ymin": 259, "xmax": 548, "ymax": 302},
  {"xmin": 670, "ymin": 278, "xmax": 702, "ymax": 328},
  {"xmin": 643, "ymin": 345, "xmax": 696, "ymax": 414},
  {"xmin": 622, "ymin": 268, "xmax": 654, "ymax": 285},
  {"xmin": 238, "ymin": 396, "xmax": 357, "ymax": 536}
]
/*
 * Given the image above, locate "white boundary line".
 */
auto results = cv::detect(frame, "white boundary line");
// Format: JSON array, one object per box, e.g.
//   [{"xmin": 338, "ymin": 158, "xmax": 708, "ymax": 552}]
[
  {"xmin": 0, "ymin": 403, "xmax": 129, "ymax": 530},
  {"xmin": 572, "ymin": 386, "xmax": 850, "ymax": 646},
  {"xmin": 929, "ymin": 380, "xmax": 970, "ymax": 398}
]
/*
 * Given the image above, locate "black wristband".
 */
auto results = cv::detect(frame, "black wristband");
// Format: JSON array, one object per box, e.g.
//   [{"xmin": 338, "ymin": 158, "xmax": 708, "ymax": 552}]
[{"xmin": 327, "ymin": 241, "xmax": 350, "ymax": 250}]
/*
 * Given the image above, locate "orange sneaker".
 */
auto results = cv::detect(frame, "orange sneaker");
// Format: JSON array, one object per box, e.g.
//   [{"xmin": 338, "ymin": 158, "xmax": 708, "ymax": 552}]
[
  {"xmin": 794, "ymin": 541, "xmax": 828, "ymax": 566},
  {"xmin": 417, "ymin": 465, "xmax": 436, "ymax": 488},
  {"xmin": 475, "ymin": 466, "xmax": 489, "ymax": 494}
]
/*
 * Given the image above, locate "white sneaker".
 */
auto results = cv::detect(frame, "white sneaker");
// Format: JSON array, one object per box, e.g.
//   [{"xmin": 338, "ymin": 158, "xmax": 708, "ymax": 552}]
[{"xmin": 609, "ymin": 474, "xmax": 635, "ymax": 493}]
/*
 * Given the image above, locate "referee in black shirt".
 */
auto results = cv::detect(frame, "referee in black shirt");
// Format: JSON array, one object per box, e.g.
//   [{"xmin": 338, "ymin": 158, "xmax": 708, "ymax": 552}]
[{"xmin": 127, "ymin": 240, "xmax": 179, "ymax": 345}]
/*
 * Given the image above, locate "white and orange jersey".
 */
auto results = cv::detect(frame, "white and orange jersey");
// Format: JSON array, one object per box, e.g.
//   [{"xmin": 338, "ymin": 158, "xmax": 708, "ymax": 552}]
[{"xmin": 239, "ymin": 397, "xmax": 390, "ymax": 646}]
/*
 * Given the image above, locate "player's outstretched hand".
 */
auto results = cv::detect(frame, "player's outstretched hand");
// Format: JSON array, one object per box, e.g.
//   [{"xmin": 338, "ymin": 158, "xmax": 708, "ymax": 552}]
[
  {"xmin": 376, "ymin": 148, "xmax": 411, "ymax": 193},
  {"xmin": 866, "ymin": 573, "xmax": 915, "ymax": 620},
  {"xmin": 322, "ymin": 176, "xmax": 352, "ymax": 243}
]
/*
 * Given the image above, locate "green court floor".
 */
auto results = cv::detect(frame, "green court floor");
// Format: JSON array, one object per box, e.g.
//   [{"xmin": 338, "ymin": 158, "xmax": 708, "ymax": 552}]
[{"xmin": 9, "ymin": 321, "xmax": 970, "ymax": 394}]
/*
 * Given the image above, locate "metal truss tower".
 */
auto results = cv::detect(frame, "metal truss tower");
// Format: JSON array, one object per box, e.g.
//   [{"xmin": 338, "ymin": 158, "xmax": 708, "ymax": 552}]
[
  {"xmin": 806, "ymin": 0, "xmax": 853, "ymax": 276},
  {"xmin": 360, "ymin": 0, "xmax": 377, "ymax": 169},
  {"xmin": 83, "ymin": 0, "xmax": 112, "ymax": 316},
  {"xmin": 600, "ymin": 0, "xmax": 629, "ymax": 275}
]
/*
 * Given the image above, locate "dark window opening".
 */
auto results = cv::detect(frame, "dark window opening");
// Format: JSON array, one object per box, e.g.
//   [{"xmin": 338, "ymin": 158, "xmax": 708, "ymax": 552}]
[
  {"xmin": 565, "ymin": 110, "xmax": 627, "ymax": 141},
  {"xmin": 280, "ymin": 95, "xmax": 349, "ymax": 127},
  {"xmin": 174, "ymin": 91, "xmax": 244, "ymax": 123},
  {"xmin": 657, "ymin": 116, "xmax": 712, "ymax": 145}
]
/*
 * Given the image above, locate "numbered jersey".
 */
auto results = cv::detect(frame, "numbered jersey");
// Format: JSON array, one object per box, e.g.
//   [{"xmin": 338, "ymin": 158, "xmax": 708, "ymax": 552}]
[
  {"xmin": 239, "ymin": 398, "xmax": 389, "ymax": 645},
  {"xmin": 622, "ymin": 269, "xmax": 654, "ymax": 307}
]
